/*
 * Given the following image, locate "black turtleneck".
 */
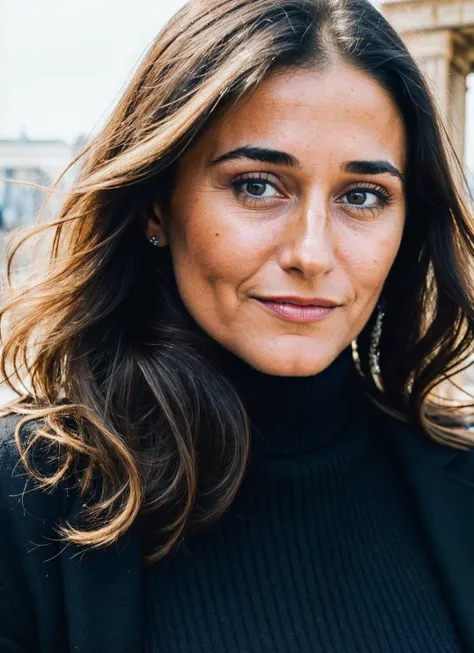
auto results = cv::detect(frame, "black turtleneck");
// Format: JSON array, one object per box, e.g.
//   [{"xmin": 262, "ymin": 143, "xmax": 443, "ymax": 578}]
[{"xmin": 144, "ymin": 347, "xmax": 462, "ymax": 652}]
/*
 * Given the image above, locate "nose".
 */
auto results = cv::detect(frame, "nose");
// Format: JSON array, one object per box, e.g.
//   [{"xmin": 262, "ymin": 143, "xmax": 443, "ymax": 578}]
[{"xmin": 277, "ymin": 195, "xmax": 337, "ymax": 279}]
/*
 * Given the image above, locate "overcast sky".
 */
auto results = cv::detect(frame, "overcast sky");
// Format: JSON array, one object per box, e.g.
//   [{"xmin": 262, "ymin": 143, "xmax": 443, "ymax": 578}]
[
  {"xmin": 0, "ymin": 0, "xmax": 472, "ymax": 171},
  {"xmin": 0, "ymin": 0, "xmax": 187, "ymax": 141}
]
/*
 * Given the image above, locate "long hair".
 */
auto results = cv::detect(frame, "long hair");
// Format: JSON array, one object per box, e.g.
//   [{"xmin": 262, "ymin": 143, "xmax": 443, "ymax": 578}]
[{"xmin": 2, "ymin": 0, "xmax": 474, "ymax": 562}]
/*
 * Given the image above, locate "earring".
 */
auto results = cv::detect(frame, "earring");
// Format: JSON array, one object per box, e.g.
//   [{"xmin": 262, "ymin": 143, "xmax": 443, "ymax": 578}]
[
  {"xmin": 369, "ymin": 302, "xmax": 384, "ymax": 376},
  {"xmin": 351, "ymin": 300, "xmax": 385, "ymax": 390},
  {"xmin": 149, "ymin": 236, "xmax": 160, "ymax": 247},
  {"xmin": 351, "ymin": 339, "xmax": 364, "ymax": 379}
]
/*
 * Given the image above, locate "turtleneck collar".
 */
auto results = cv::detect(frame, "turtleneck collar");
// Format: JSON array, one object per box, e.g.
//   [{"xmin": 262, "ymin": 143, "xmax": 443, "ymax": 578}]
[{"xmin": 214, "ymin": 345, "xmax": 363, "ymax": 458}]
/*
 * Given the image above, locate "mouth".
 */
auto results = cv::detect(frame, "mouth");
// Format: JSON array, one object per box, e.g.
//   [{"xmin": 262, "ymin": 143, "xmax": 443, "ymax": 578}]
[{"xmin": 253, "ymin": 296, "xmax": 341, "ymax": 324}]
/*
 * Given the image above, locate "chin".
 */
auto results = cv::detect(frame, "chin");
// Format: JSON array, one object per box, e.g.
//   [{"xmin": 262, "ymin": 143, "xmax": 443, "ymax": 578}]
[{"xmin": 240, "ymin": 345, "xmax": 340, "ymax": 377}]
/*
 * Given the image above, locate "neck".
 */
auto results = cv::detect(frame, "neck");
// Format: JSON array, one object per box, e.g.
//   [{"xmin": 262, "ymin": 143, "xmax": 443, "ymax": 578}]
[{"xmin": 212, "ymin": 345, "xmax": 362, "ymax": 457}]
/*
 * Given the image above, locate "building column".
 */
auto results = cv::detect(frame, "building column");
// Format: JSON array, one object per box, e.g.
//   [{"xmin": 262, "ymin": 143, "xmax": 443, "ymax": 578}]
[{"xmin": 382, "ymin": 0, "xmax": 474, "ymax": 166}]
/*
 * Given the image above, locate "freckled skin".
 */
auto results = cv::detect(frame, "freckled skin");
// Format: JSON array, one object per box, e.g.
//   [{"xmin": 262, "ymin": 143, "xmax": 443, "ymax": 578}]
[{"xmin": 147, "ymin": 64, "xmax": 407, "ymax": 376}]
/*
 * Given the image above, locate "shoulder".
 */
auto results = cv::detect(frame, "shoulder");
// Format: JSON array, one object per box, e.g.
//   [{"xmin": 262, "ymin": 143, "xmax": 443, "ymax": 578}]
[
  {"xmin": 0, "ymin": 411, "xmax": 72, "ymax": 530},
  {"xmin": 0, "ymin": 410, "xmax": 39, "ymax": 456},
  {"xmin": 0, "ymin": 411, "xmax": 45, "ymax": 489},
  {"xmin": 0, "ymin": 413, "xmax": 75, "ymax": 651},
  {"xmin": 0, "ymin": 411, "xmax": 38, "ymax": 482}
]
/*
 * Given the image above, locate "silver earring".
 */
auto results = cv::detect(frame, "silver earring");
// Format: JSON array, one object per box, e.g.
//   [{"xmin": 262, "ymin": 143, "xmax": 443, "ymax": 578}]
[
  {"xmin": 351, "ymin": 301, "xmax": 385, "ymax": 389},
  {"xmin": 149, "ymin": 236, "xmax": 160, "ymax": 247},
  {"xmin": 351, "ymin": 339, "xmax": 363, "ymax": 379},
  {"xmin": 369, "ymin": 302, "xmax": 384, "ymax": 376}
]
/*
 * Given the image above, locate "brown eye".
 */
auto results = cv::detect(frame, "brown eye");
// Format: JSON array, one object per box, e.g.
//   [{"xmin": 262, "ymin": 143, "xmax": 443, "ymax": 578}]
[
  {"xmin": 337, "ymin": 185, "xmax": 391, "ymax": 214},
  {"xmin": 231, "ymin": 176, "xmax": 282, "ymax": 202},
  {"xmin": 346, "ymin": 190, "xmax": 368, "ymax": 206},
  {"xmin": 245, "ymin": 181, "xmax": 268, "ymax": 197},
  {"xmin": 240, "ymin": 180, "xmax": 280, "ymax": 198}
]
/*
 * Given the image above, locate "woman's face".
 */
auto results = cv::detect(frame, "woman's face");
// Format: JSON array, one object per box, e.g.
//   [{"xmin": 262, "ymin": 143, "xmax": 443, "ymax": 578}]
[{"xmin": 148, "ymin": 64, "xmax": 407, "ymax": 375}]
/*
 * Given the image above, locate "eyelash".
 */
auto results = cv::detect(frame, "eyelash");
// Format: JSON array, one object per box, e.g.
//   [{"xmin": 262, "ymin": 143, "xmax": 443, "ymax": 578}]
[
  {"xmin": 338, "ymin": 182, "xmax": 394, "ymax": 217},
  {"xmin": 230, "ymin": 172, "xmax": 280, "ymax": 206},
  {"xmin": 230, "ymin": 173, "xmax": 394, "ymax": 215}
]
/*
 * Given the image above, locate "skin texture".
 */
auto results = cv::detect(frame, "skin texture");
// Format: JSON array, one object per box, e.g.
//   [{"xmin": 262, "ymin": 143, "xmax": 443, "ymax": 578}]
[{"xmin": 147, "ymin": 64, "xmax": 407, "ymax": 376}]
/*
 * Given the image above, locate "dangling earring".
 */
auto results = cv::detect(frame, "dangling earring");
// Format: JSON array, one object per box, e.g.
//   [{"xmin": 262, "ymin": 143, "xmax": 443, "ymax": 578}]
[
  {"xmin": 149, "ymin": 236, "xmax": 160, "ymax": 247},
  {"xmin": 369, "ymin": 301, "xmax": 384, "ymax": 376},
  {"xmin": 351, "ymin": 300, "xmax": 385, "ymax": 390},
  {"xmin": 351, "ymin": 339, "xmax": 364, "ymax": 379}
]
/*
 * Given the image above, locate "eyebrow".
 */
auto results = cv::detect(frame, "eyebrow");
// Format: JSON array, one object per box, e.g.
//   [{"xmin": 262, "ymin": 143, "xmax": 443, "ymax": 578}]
[
  {"xmin": 342, "ymin": 160, "xmax": 405, "ymax": 184},
  {"xmin": 209, "ymin": 146, "xmax": 299, "ymax": 168},
  {"xmin": 209, "ymin": 146, "xmax": 404, "ymax": 183}
]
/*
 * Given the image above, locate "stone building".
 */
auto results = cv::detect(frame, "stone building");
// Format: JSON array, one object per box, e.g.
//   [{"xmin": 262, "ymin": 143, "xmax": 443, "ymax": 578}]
[
  {"xmin": 382, "ymin": 0, "xmax": 474, "ymax": 167},
  {"xmin": 381, "ymin": 0, "xmax": 474, "ymax": 399}
]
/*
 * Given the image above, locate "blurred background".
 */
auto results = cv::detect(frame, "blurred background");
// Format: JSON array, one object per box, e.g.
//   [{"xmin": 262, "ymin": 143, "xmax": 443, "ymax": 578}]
[
  {"xmin": 0, "ymin": 0, "xmax": 473, "ymax": 400},
  {"xmin": 0, "ymin": 0, "xmax": 187, "ymax": 233},
  {"xmin": 0, "ymin": 0, "xmax": 472, "ymax": 231}
]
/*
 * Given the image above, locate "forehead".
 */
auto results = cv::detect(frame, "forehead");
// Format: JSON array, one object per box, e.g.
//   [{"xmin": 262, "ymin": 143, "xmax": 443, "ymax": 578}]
[{"xmin": 202, "ymin": 63, "xmax": 406, "ymax": 171}]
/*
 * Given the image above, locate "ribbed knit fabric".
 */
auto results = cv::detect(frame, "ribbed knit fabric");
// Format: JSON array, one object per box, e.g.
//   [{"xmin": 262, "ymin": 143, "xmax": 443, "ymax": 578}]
[{"xmin": 143, "ymin": 347, "xmax": 463, "ymax": 652}]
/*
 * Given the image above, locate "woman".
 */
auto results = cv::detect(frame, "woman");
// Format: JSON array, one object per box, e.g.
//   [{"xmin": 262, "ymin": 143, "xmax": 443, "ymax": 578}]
[{"xmin": 1, "ymin": 0, "xmax": 474, "ymax": 651}]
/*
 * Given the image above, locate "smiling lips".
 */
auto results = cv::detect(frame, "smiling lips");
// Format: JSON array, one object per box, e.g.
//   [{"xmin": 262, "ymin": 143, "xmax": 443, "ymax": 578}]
[{"xmin": 254, "ymin": 296, "xmax": 340, "ymax": 323}]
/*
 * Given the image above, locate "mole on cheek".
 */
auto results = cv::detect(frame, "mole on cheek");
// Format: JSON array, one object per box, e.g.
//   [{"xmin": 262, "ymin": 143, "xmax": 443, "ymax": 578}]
[{"xmin": 215, "ymin": 233, "xmax": 220, "ymax": 237}]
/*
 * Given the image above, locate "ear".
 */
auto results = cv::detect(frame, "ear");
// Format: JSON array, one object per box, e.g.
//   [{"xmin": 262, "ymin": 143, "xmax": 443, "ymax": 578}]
[{"xmin": 145, "ymin": 202, "xmax": 169, "ymax": 247}]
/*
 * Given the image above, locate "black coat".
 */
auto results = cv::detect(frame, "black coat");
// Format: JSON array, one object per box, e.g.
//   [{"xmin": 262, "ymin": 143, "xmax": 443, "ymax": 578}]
[{"xmin": 1, "ymin": 410, "xmax": 474, "ymax": 653}]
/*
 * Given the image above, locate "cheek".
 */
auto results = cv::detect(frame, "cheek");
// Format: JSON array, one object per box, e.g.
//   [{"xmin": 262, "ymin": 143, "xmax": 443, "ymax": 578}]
[
  {"xmin": 344, "ymin": 221, "xmax": 405, "ymax": 297},
  {"xmin": 168, "ymin": 195, "xmax": 269, "ymax": 299}
]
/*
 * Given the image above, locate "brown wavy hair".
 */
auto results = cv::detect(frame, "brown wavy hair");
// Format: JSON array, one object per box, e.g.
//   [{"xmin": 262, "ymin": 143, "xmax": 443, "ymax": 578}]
[{"xmin": 2, "ymin": 0, "xmax": 474, "ymax": 562}]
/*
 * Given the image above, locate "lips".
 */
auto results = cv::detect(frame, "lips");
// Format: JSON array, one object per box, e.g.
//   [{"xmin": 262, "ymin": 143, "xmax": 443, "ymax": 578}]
[
  {"xmin": 253, "ymin": 296, "xmax": 340, "ymax": 323},
  {"xmin": 255, "ymin": 296, "xmax": 340, "ymax": 308}
]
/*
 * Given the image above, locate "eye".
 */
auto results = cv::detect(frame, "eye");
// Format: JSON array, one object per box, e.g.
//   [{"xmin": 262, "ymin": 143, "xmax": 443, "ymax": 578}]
[
  {"xmin": 240, "ymin": 180, "xmax": 280, "ymax": 198},
  {"xmin": 230, "ymin": 172, "xmax": 284, "ymax": 204},
  {"xmin": 348, "ymin": 190, "xmax": 376, "ymax": 206},
  {"xmin": 337, "ymin": 185, "xmax": 392, "ymax": 215}
]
